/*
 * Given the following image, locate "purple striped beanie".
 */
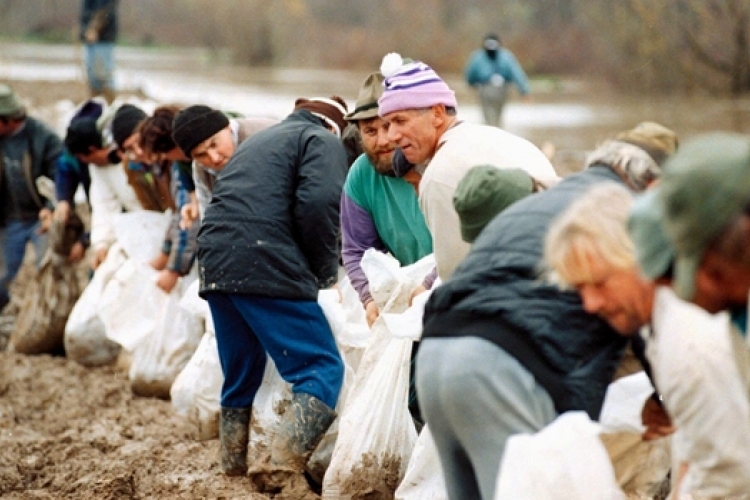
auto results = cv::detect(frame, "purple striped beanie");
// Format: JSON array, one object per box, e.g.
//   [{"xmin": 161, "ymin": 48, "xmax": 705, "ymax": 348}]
[{"xmin": 377, "ymin": 53, "xmax": 457, "ymax": 117}]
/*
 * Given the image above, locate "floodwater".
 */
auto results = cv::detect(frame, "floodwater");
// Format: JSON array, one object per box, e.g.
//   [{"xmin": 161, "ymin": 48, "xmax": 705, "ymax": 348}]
[{"xmin": 2, "ymin": 41, "xmax": 750, "ymax": 169}]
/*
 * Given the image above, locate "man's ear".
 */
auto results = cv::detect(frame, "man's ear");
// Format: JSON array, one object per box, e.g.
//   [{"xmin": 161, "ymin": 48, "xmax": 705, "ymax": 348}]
[{"xmin": 430, "ymin": 104, "xmax": 447, "ymax": 127}]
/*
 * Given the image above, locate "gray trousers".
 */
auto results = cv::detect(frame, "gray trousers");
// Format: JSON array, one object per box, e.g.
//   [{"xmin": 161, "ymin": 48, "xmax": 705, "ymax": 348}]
[{"xmin": 416, "ymin": 336, "xmax": 557, "ymax": 500}]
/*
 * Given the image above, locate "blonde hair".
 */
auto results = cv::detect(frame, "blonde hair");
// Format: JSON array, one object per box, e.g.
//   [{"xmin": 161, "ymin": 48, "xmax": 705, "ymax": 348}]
[{"xmin": 544, "ymin": 183, "xmax": 635, "ymax": 287}]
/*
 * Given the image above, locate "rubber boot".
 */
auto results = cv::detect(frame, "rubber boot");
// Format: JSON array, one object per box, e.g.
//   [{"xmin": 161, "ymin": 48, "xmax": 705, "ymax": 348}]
[
  {"xmin": 270, "ymin": 392, "xmax": 337, "ymax": 469},
  {"xmin": 219, "ymin": 407, "xmax": 251, "ymax": 476}
]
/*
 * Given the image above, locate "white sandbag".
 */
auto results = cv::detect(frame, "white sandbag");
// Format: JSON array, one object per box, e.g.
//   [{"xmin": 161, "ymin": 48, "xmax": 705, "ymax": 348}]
[
  {"xmin": 381, "ymin": 287, "xmax": 433, "ymax": 342},
  {"xmin": 112, "ymin": 209, "xmax": 171, "ymax": 263},
  {"xmin": 170, "ymin": 330, "xmax": 224, "ymax": 440},
  {"xmin": 599, "ymin": 371, "xmax": 672, "ymax": 496},
  {"xmin": 98, "ymin": 259, "xmax": 162, "ymax": 351},
  {"xmin": 179, "ymin": 278, "xmax": 209, "ymax": 323},
  {"xmin": 64, "ymin": 243, "xmax": 126, "ymax": 366},
  {"xmin": 599, "ymin": 371, "xmax": 653, "ymax": 434},
  {"xmin": 128, "ymin": 293, "xmax": 203, "ymax": 399},
  {"xmin": 495, "ymin": 412, "xmax": 626, "ymax": 500},
  {"xmin": 247, "ymin": 358, "xmax": 293, "ymax": 461},
  {"xmin": 394, "ymin": 424, "xmax": 447, "ymax": 500},
  {"xmin": 322, "ymin": 281, "xmax": 418, "ymax": 500}
]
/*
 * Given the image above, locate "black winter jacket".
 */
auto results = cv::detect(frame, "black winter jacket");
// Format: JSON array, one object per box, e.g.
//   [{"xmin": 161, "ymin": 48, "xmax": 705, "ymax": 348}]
[
  {"xmin": 423, "ymin": 166, "xmax": 629, "ymax": 419},
  {"xmin": 197, "ymin": 110, "xmax": 347, "ymax": 301}
]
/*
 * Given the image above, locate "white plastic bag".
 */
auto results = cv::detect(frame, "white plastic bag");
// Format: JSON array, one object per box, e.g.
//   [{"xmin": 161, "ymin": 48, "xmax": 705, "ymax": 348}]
[
  {"xmin": 599, "ymin": 372, "xmax": 672, "ymax": 497},
  {"xmin": 128, "ymin": 295, "xmax": 203, "ymax": 398},
  {"xmin": 322, "ymin": 282, "xmax": 418, "ymax": 499},
  {"xmin": 495, "ymin": 412, "xmax": 626, "ymax": 500},
  {"xmin": 170, "ymin": 330, "xmax": 224, "ymax": 439},
  {"xmin": 112, "ymin": 210, "xmax": 172, "ymax": 264},
  {"xmin": 394, "ymin": 424, "xmax": 447, "ymax": 500},
  {"xmin": 247, "ymin": 357, "xmax": 293, "ymax": 461},
  {"xmin": 64, "ymin": 243, "xmax": 126, "ymax": 366}
]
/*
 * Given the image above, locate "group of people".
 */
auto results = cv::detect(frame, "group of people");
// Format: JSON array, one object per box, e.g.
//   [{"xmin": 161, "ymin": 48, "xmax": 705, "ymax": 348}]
[{"xmin": 2, "ymin": 40, "xmax": 750, "ymax": 499}]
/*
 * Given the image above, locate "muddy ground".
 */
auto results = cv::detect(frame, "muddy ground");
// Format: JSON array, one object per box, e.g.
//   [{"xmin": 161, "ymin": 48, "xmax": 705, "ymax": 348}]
[{"xmin": 0, "ymin": 79, "xmax": 273, "ymax": 499}]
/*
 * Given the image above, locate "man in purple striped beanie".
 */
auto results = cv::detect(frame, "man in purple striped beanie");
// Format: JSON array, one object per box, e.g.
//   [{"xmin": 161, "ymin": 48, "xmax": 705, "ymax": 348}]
[{"xmin": 377, "ymin": 53, "xmax": 559, "ymax": 281}]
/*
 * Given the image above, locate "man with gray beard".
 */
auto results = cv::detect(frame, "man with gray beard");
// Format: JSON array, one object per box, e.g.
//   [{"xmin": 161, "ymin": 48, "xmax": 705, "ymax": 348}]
[{"xmin": 340, "ymin": 71, "xmax": 435, "ymax": 328}]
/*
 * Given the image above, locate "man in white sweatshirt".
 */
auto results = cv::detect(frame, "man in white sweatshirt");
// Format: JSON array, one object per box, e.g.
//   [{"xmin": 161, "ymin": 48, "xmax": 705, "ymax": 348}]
[{"xmin": 377, "ymin": 53, "xmax": 558, "ymax": 280}]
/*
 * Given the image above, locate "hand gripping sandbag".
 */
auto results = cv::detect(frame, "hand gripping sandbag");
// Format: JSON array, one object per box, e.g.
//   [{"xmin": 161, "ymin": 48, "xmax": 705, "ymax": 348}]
[
  {"xmin": 170, "ymin": 330, "xmax": 224, "ymax": 440},
  {"xmin": 64, "ymin": 243, "xmax": 126, "ymax": 366},
  {"xmin": 127, "ymin": 286, "xmax": 203, "ymax": 399},
  {"xmin": 598, "ymin": 371, "xmax": 672, "ymax": 497},
  {"xmin": 321, "ymin": 281, "xmax": 418, "ymax": 500},
  {"xmin": 394, "ymin": 424, "xmax": 447, "ymax": 500},
  {"xmin": 10, "ymin": 216, "xmax": 86, "ymax": 355},
  {"xmin": 495, "ymin": 412, "xmax": 627, "ymax": 499}
]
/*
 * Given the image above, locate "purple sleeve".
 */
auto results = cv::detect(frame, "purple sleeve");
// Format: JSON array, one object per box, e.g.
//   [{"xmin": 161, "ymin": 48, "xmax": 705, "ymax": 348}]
[
  {"xmin": 341, "ymin": 192, "xmax": 388, "ymax": 306},
  {"xmin": 422, "ymin": 266, "xmax": 438, "ymax": 290}
]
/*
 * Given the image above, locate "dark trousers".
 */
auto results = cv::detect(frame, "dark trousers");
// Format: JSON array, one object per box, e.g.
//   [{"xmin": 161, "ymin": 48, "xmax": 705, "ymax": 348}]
[{"xmin": 206, "ymin": 292, "xmax": 344, "ymax": 409}]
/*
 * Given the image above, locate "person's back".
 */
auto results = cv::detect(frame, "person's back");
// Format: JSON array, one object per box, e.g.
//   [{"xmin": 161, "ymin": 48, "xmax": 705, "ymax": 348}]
[{"xmin": 199, "ymin": 108, "xmax": 347, "ymax": 300}]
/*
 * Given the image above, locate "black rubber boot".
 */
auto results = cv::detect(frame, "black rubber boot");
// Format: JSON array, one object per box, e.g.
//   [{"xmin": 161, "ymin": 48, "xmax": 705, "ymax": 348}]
[
  {"xmin": 219, "ymin": 407, "xmax": 251, "ymax": 476},
  {"xmin": 270, "ymin": 392, "xmax": 337, "ymax": 469}
]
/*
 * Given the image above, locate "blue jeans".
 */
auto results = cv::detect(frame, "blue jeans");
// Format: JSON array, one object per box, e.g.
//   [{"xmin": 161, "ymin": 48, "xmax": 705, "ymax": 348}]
[
  {"xmin": 0, "ymin": 219, "xmax": 48, "ymax": 309},
  {"xmin": 206, "ymin": 292, "xmax": 344, "ymax": 409},
  {"xmin": 84, "ymin": 42, "xmax": 115, "ymax": 93}
]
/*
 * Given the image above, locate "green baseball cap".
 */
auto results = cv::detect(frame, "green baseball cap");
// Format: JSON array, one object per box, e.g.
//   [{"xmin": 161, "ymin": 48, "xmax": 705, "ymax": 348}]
[
  {"xmin": 628, "ymin": 187, "xmax": 674, "ymax": 280},
  {"xmin": 0, "ymin": 83, "xmax": 24, "ymax": 118},
  {"xmin": 453, "ymin": 165, "xmax": 533, "ymax": 243},
  {"xmin": 659, "ymin": 132, "xmax": 750, "ymax": 300}
]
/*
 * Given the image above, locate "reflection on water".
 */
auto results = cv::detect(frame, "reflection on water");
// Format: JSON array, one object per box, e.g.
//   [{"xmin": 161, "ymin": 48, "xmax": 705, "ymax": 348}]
[{"xmin": 1, "ymin": 41, "xmax": 749, "ymax": 173}]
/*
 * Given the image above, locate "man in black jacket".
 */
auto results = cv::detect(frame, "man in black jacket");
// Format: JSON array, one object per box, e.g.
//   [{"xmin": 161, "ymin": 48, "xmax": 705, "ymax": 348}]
[
  {"xmin": 416, "ymin": 122, "xmax": 677, "ymax": 500},
  {"xmin": 0, "ymin": 84, "xmax": 62, "ymax": 311},
  {"xmin": 197, "ymin": 97, "xmax": 348, "ymax": 485}
]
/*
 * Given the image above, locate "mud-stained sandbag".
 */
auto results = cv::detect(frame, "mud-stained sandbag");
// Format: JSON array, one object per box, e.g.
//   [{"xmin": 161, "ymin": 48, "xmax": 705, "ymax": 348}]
[
  {"xmin": 394, "ymin": 425, "xmax": 447, "ymax": 500},
  {"xmin": 170, "ymin": 329, "xmax": 223, "ymax": 440},
  {"xmin": 64, "ymin": 243, "xmax": 126, "ymax": 366},
  {"xmin": 10, "ymin": 216, "xmax": 85, "ymax": 355}
]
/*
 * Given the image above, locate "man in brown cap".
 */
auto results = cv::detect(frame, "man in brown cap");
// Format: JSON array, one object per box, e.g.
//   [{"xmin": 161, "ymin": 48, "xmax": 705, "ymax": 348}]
[
  {"xmin": 0, "ymin": 84, "xmax": 63, "ymax": 310},
  {"xmin": 416, "ymin": 122, "xmax": 677, "ymax": 500}
]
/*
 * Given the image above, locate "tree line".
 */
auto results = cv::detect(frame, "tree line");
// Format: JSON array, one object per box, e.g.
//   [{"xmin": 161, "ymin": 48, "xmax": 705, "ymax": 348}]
[{"xmin": 1, "ymin": 0, "xmax": 748, "ymax": 95}]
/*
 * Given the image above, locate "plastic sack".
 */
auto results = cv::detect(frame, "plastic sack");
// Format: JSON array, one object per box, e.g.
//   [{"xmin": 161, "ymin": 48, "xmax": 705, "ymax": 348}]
[
  {"xmin": 599, "ymin": 372, "xmax": 672, "ymax": 497},
  {"xmin": 64, "ymin": 243, "xmax": 126, "ymax": 366},
  {"xmin": 394, "ymin": 424, "xmax": 447, "ymax": 500},
  {"xmin": 322, "ymin": 281, "xmax": 418, "ymax": 500},
  {"xmin": 112, "ymin": 208, "xmax": 171, "ymax": 263},
  {"xmin": 495, "ymin": 412, "xmax": 627, "ymax": 500},
  {"xmin": 170, "ymin": 330, "xmax": 224, "ymax": 440},
  {"xmin": 247, "ymin": 357, "xmax": 293, "ymax": 461},
  {"xmin": 10, "ymin": 216, "xmax": 86, "ymax": 354}
]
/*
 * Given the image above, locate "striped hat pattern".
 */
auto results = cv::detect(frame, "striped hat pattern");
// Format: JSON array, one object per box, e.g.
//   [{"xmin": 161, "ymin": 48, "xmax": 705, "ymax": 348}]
[{"xmin": 377, "ymin": 53, "xmax": 457, "ymax": 117}]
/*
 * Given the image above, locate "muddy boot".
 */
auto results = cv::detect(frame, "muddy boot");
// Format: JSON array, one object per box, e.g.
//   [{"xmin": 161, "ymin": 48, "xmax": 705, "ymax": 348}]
[
  {"xmin": 270, "ymin": 392, "xmax": 337, "ymax": 469},
  {"xmin": 220, "ymin": 407, "xmax": 251, "ymax": 476}
]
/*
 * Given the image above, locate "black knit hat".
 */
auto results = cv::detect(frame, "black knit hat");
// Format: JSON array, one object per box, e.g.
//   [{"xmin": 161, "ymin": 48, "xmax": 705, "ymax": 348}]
[
  {"xmin": 172, "ymin": 105, "xmax": 230, "ymax": 157},
  {"xmin": 65, "ymin": 118, "xmax": 102, "ymax": 155},
  {"xmin": 111, "ymin": 104, "xmax": 147, "ymax": 149}
]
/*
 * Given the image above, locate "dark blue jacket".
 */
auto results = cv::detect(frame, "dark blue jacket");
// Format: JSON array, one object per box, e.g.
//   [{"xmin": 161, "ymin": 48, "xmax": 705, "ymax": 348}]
[
  {"xmin": 55, "ymin": 149, "xmax": 91, "ymax": 205},
  {"xmin": 423, "ymin": 166, "xmax": 629, "ymax": 419},
  {"xmin": 197, "ymin": 110, "xmax": 347, "ymax": 300}
]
